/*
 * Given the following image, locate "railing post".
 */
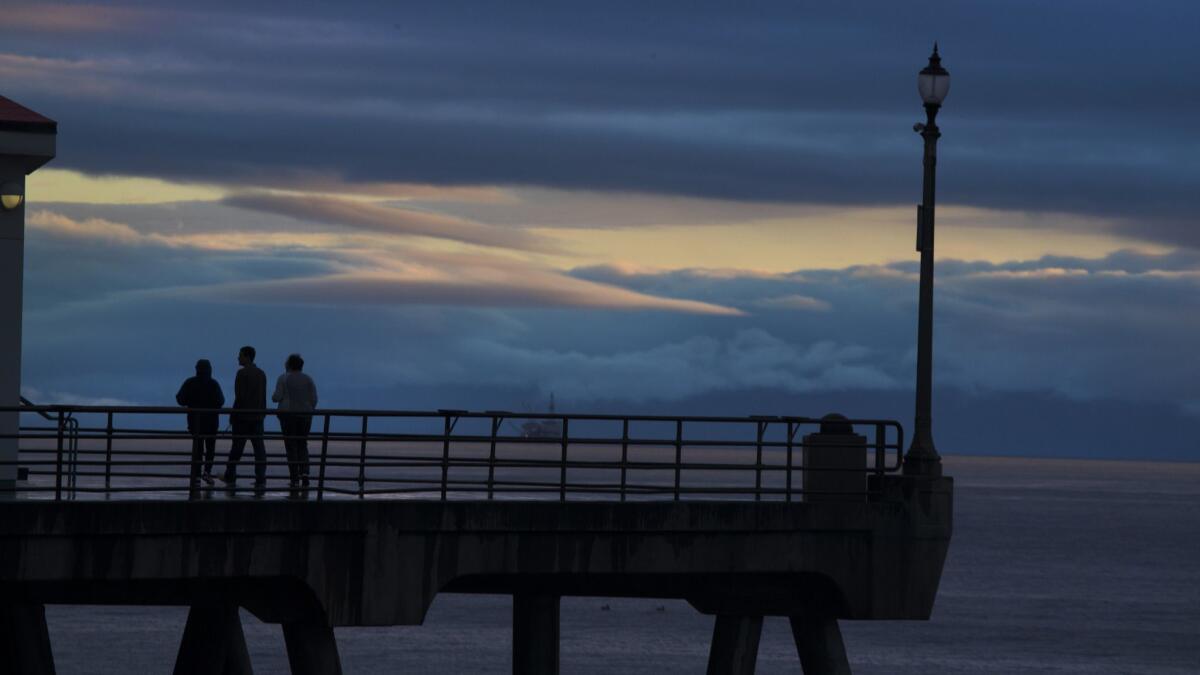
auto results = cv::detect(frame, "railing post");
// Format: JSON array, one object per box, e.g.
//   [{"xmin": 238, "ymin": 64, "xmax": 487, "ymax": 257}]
[
  {"xmin": 316, "ymin": 413, "xmax": 330, "ymax": 501},
  {"xmin": 358, "ymin": 415, "xmax": 368, "ymax": 499},
  {"xmin": 488, "ymin": 416, "xmax": 500, "ymax": 500},
  {"xmin": 441, "ymin": 414, "xmax": 452, "ymax": 501},
  {"xmin": 619, "ymin": 418, "xmax": 629, "ymax": 502},
  {"xmin": 755, "ymin": 421, "xmax": 765, "ymax": 502},
  {"xmin": 874, "ymin": 423, "xmax": 885, "ymax": 478},
  {"xmin": 68, "ymin": 417, "xmax": 79, "ymax": 498},
  {"xmin": 785, "ymin": 421, "xmax": 795, "ymax": 503},
  {"xmin": 54, "ymin": 410, "xmax": 64, "ymax": 501},
  {"xmin": 674, "ymin": 419, "xmax": 683, "ymax": 501},
  {"xmin": 104, "ymin": 412, "xmax": 114, "ymax": 491},
  {"xmin": 559, "ymin": 418, "xmax": 569, "ymax": 502}
]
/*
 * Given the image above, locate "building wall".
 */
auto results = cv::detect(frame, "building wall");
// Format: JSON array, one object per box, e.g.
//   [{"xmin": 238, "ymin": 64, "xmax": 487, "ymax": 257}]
[{"xmin": 0, "ymin": 173, "xmax": 23, "ymax": 486}]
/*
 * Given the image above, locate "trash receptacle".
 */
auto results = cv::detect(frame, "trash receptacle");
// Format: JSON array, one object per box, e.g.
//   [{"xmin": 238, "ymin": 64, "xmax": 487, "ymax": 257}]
[{"xmin": 801, "ymin": 414, "xmax": 867, "ymax": 502}]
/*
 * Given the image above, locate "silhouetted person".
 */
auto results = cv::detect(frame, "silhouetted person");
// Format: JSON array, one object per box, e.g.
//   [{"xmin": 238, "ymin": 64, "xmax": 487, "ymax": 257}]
[
  {"xmin": 273, "ymin": 353, "xmax": 317, "ymax": 488},
  {"xmin": 175, "ymin": 359, "xmax": 225, "ymax": 489},
  {"xmin": 222, "ymin": 345, "xmax": 268, "ymax": 491}
]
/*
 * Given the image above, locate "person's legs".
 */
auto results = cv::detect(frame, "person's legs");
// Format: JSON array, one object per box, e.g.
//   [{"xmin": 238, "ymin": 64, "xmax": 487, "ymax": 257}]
[
  {"xmin": 280, "ymin": 415, "xmax": 300, "ymax": 484},
  {"xmin": 225, "ymin": 422, "xmax": 248, "ymax": 481},
  {"xmin": 250, "ymin": 422, "xmax": 267, "ymax": 486},
  {"xmin": 202, "ymin": 436, "xmax": 217, "ymax": 477},
  {"xmin": 189, "ymin": 435, "xmax": 203, "ymax": 487},
  {"xmin": 297, "ymin": 415, "xmax": 312, "ymax": 484}
]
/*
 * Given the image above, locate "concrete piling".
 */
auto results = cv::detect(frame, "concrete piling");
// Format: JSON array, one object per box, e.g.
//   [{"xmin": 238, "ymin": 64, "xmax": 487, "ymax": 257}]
[
  {"xmin": 0, "ymin": 602, "xmax": 56, "ymax": 675},
  {"xmin": 282, "ymin": 619, "xmax": 343, "ymax": 675},
  {"xmin": 173, "ymin": 603, "xmax": 253, "ymax": 675},
  {"xmin": 512, "ymin": 593, "xmax": 560, "ymax": 675},
  {"xmin": 790, "ymin": 615, "xmax": 851, "ymax": 675},
  {"xmin": 705, "ymin": 614, "xmax": 763, "ymax": 675}
]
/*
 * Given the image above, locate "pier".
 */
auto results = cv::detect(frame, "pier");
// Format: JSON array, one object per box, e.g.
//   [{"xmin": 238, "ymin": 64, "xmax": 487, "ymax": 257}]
[{"xmin": 1, "ymin": 406, "xmax": 952, "ymax": 674}]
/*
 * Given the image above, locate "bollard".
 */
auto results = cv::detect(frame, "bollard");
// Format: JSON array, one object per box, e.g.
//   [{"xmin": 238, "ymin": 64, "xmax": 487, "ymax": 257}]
[{"xmin": 801, "ymin": 413, "xmax": 867, "ymax": 502}]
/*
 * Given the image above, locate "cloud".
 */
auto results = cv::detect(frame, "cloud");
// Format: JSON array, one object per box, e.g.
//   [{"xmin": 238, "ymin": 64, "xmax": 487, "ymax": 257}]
[
  {"xmin": 557, "ymin": 249, "xmax": 1200, "ymax": 406},
  {"xmin": 23, "ymin": 203, "xmax": 741, "ymax": 317},
  {"xmin": 224, "ymin": 193, "xmax": 555, "ymax": 252},
  {"xmin": 27, "ymin": 210, "xmax": 153, "ymax": 246},
  {"xmin": 445, "ymin": 329, "xmax": 897, "ymax": 402},
  {"xmin": 432, "ymin": 187, "xmax": 834, "ymax": 229},
  {"xmin": 26, "ymin": 209, "xmax": 354, "ymax": 253},
  {"xmin": 236, "ymin": 175, "xmax": 512, "ymax": 203},
  {"xmin": 20, "ymin": 386, "xmax": 140, "ymax": 407},
  {"xmin": 754, "ymin": 294, "xmax": 831, "ymax": 312},
  {"xmin": 188, "ymin": 270, "xmax": 744, "ymax": 315}
]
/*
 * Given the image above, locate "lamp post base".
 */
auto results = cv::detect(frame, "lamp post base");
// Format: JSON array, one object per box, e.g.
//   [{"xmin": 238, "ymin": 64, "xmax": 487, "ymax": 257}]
[{"xmin": 903, "ymin": 450, "xmax": 943, "ymax": 477}]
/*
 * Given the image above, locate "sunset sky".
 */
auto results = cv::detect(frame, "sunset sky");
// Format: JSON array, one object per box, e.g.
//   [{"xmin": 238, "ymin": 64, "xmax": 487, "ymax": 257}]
[{"xmin": 5, "ymin": 1, "xmax": 1200, "ymax": 459}]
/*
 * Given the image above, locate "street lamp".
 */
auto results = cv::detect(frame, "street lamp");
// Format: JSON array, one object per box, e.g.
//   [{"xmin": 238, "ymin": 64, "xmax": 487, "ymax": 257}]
[
  {"xmin": 906, "ymin": 44, "xmax": 948, "ymax": 477},
  {"xmin": 0, "ymin": 182, "xmax": 23, "ymax": 211}
]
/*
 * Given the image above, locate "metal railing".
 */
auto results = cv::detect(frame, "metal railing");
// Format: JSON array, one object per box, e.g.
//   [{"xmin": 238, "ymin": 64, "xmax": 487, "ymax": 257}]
[
  {"xmin": 1, "ymin": 405, "xmax": 903, "ymax": 502},
  {"xmin": 17, "ymin": 397, "xmax": 80, "ymax": 496}
]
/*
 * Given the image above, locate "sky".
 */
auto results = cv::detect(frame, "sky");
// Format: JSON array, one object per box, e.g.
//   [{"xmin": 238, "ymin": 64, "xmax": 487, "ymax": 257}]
[{"xmin": 4, "ymin": 1, "xmax": 1200, "ymax": 460}]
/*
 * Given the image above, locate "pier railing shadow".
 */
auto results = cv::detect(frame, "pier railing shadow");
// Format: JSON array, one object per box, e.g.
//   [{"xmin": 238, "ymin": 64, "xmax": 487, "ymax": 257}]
[{"xmin": 1, "ymin": 405, "xmax": 903, "ymax": 502}]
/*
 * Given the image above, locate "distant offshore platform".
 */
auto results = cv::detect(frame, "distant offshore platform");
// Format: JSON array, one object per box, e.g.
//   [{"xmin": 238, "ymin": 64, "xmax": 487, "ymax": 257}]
[{"xmin": 518, "ymin": 394, "xmax": 565, "ymax": 439}]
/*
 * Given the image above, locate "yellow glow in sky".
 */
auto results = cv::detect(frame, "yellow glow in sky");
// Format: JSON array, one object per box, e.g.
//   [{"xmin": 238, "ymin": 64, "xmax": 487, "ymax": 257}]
[
  {"xmin": 534, "ymin": 206, "xmax": 1168, "ymax": 273},
  {"xmin": 28, "ymin": 169, "xmax": 226, "ymax": 204},
  {"xmin": 24, "ymin": 170, "xmax": 1170, "ymax": 273}
]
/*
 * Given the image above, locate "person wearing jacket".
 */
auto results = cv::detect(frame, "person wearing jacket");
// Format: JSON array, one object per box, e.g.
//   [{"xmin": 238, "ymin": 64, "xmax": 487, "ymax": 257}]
[
  {"xmin": 175, "ymin": 359, "xmax": 225, "ymax": 488},
  {"xmin": 272, "ymin": 353, "xmax": 318, "ymax": 488},
  {"xmin": 222, "ymin": 345, "xmax": 268, "ymax": 490}
]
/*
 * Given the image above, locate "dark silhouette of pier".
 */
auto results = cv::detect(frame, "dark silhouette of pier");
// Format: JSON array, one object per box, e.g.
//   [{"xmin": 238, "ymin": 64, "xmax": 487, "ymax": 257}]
[{"xmin": 0, "ymin": 405, "xmax": 952, "ymax": 675}]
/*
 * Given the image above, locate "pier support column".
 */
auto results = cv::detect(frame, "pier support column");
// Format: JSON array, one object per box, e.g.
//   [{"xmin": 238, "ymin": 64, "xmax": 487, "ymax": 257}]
[
  {"xmin": 0, "ymin": 601, "xmax": 56, "ymax": 675},
  {"xmin": 789, "ymin": 615, "xmax": 851, "ymax": 675},
  {"xmin": 173, "ymin": 604, "xmax": 253, "ymax": 675},
  {"xmin": 512, "ymin": 593, "xmax": 559, "ymax": 675},
  {"xmin": 282, "ymin": 619, "xmax": 343, "ymax": 675},
  {"xmin": 706, "ymin": 614, "xmax": 762, "ymax": 675}
]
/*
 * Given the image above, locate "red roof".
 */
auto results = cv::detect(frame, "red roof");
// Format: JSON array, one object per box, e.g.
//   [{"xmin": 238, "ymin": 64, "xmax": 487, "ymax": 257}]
[{"xmin": 0, "ymin": 96, "xmax": 57, "ymax": 133}]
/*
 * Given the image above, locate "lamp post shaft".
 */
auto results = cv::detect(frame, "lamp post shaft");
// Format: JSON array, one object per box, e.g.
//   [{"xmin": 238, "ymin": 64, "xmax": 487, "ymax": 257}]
[{"xmin": 907, "ymin": 103, "xmax": 943, "ymax": 476}]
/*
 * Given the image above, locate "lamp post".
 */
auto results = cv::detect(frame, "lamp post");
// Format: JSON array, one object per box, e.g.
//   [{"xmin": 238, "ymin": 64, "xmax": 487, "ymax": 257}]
[{"xmin": 906, "ymin": 44, "xmax": 949, "ymax": 477}]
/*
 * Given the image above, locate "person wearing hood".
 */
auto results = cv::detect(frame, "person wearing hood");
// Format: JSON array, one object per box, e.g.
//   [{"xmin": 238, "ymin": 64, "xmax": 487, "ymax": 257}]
[{"xmin": 176, "ymin": 359, "xmax": 225, "ymax": 488}]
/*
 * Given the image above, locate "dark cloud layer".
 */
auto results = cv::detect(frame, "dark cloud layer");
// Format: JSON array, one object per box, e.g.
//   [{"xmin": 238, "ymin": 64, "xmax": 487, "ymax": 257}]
[{"xmin": 4, "ymin": 1, "xmax": 1200, "ymax": 242}]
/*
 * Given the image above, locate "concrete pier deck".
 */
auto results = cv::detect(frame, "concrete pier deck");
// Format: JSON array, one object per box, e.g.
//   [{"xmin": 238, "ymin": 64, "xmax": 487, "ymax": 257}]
[{"xmin": 0, "ymin": 475, "xmax": 950, "ymax": 673}]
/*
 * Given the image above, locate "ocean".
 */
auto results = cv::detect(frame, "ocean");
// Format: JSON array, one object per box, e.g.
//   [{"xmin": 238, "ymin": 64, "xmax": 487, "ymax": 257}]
[{"xmin": 42, "ymin": 456, "xmax": 1200, "ymax": 673}]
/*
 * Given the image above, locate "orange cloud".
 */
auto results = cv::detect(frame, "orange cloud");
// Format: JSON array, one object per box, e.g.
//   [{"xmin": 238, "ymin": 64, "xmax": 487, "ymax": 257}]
[
  {"xmin": 225, "ymin": 193, "xmax": 557, "ymax": 253},
  {"xmin": 27, "ymin": 209, "xmax": 351, "ymax": 252},
  {"xmin": 186, "ymin": 265, "xmax": 742, "ymax": 315},
  {"xmin": 27, "ymin": 210, "xmax": 149, "ymax": 245}
]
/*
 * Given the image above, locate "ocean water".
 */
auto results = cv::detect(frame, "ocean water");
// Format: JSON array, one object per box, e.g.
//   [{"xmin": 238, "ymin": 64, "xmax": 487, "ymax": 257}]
[{"xmin": 43, "ymin": 456, "xmax": 1200, "ymax": 673}]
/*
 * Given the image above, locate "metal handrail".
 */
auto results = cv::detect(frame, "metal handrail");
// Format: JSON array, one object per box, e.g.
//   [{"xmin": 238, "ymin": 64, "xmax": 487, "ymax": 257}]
[
  {"xmin": 18, "ymin": 397, "xmax": 80, "ymax": 496},
  {"xmin": 1, "ymin": 404, "xmax": 903, "ymax": 502}
]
